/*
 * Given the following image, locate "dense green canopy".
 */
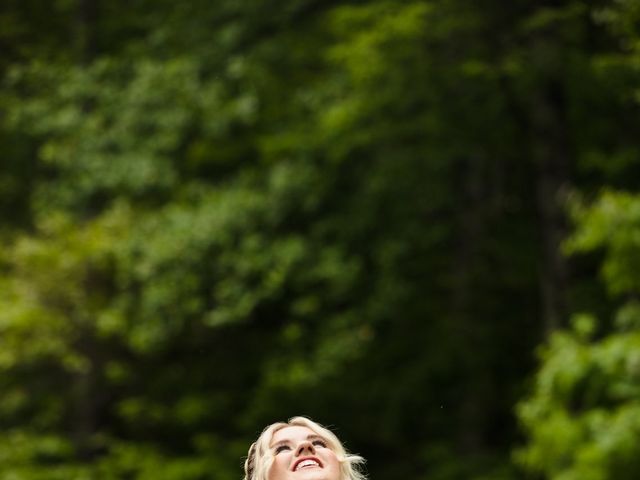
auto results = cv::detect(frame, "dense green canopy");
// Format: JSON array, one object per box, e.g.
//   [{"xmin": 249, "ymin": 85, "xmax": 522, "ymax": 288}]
[{"xmin": 1, "ymin": 0, "xmax": 640, "ymax": 479}]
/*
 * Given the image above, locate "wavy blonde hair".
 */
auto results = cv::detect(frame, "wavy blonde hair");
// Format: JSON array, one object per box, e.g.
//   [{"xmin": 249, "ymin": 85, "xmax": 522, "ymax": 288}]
[{"xmin": 243, "ymin": 416, "xmax": 367, "ymax": 480}]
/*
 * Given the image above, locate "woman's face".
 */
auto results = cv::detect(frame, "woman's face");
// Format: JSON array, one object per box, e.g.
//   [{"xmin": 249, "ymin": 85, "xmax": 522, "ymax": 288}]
[{"xmin": 267, "ymin": 425, "xmax": 341, "ymax": 480}]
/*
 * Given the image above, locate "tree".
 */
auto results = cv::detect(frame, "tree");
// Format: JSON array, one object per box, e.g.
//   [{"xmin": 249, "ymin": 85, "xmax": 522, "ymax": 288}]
[
  {"xmin": 517, "ymin": 191, "xmax": 640, "ymax": 479},
  {"xmin": 2, "ymin": 0, "xmax": 640, "ymax": 479}
]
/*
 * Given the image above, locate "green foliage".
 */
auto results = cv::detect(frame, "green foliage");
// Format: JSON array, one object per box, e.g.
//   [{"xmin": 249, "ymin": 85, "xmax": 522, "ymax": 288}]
[
  {"xmin": 2, "ymin": 0, "xmax": 640, "ymax": 478},
  {"xmin": 567, "ymin": 191, "xmax": 640, "ymax": 295},
  {"xmin": 0, "ymin": 206, "xmax": 129, "ymax": 369},
  {"xmin": 517, "ymin": 313, "xmax": 640, "ymax": 479},
  {"xmin": 518, "ymin": 190, "xmax": 640, "ymax": 479}
]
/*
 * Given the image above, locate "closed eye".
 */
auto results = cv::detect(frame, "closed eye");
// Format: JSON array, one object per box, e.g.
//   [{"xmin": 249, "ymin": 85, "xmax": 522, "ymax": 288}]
[
  {"xmin": 312, "ymin": 440, "xmax": 327, "ymax": 448},
  {"xmin": 275, "ymin": 445, "xmax": 291, "ymax": 454}
]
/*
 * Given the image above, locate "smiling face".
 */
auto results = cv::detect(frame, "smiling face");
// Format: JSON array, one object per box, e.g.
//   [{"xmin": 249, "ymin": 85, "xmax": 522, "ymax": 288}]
[{"xmin": 267, "ymin": 426, "xmax": 342, "ymax": 480}]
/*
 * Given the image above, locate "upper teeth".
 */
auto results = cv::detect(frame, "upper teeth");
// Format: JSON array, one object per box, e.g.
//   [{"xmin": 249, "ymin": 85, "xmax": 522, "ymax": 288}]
[{"xmin": 296, "ymin": 460, "xmax": 320, "ymax": 470}]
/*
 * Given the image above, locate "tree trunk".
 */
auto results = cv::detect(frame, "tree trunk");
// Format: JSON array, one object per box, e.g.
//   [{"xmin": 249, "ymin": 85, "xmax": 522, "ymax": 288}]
[
  {"xmin": 450, "ymin": 155, "xmax": 487, "ymax": 454},
  {"xmin": 77, "ymin": 0, "xmax": 98, "ymax": 63},
  {"xmin": 529, "ymin": 35, "xmax": 572, "ymax": 334}
]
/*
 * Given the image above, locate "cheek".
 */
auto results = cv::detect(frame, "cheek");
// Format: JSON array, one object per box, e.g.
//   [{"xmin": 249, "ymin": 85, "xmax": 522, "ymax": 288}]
[
  {"xmin": 326, "ymin": 453, "xmax": 342, "ymax": 476},
  {"xmin": 268, "ymin": 455, "xmax": 289, "ymax": 480}
]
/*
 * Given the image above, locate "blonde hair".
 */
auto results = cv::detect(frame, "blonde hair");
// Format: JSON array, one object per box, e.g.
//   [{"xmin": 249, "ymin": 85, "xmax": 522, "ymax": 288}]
[{"xmin": 243, "ymin": 416, "xmax": 367, "ymax": 480}]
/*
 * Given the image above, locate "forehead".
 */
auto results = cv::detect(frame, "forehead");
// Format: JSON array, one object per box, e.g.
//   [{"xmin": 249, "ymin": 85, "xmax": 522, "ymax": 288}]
[{"xmin": 270, "ymin": 426, "xmax": 319, "ymax": 446}]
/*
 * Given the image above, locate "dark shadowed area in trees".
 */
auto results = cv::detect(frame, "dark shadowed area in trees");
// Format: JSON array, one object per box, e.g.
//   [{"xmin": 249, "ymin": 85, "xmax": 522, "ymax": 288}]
[{"xmin": 2, "ymin": 1, "xmax": 640, "ymax": 479}]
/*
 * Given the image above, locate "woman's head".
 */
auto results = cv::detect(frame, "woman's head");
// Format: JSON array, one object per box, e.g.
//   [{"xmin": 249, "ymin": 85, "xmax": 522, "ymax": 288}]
[{"xmin": 243, "ymin": 416, "xmax": 366, "ymax": 480}]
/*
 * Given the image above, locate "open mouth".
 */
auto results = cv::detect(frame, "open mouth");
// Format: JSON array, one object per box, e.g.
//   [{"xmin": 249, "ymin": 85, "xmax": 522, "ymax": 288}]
[{"xmin": 293, "ymin": 458, "xmax": 322, "ymax": 471}]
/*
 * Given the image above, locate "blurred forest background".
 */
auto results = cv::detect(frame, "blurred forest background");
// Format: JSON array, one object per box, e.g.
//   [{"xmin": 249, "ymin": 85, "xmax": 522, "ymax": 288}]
[{"xmin": 2, "ymin": 0, "xmax": 640, "ymax": 479}]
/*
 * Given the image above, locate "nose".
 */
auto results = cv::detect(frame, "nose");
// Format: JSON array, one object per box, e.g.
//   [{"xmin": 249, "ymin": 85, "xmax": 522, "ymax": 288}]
[{"xmin": 295, "ymin": 441, "xmax": 316, "ymax": 456}]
